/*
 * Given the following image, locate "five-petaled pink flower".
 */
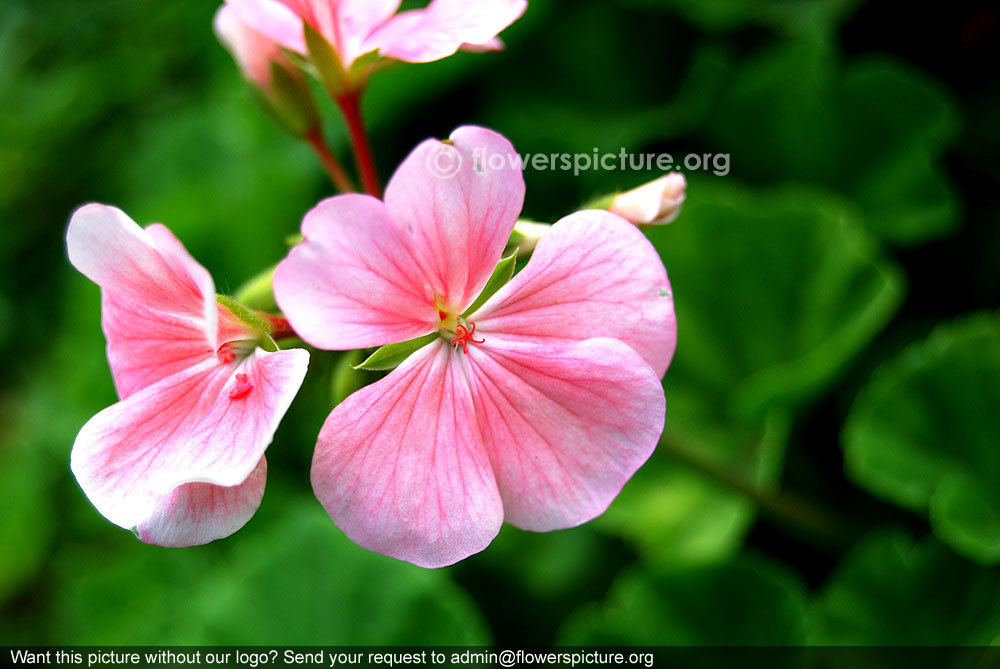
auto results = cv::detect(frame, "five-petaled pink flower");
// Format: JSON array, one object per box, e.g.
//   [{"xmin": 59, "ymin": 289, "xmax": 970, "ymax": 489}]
[
  {"xmin": 274, "ymin": 126, "xmax": 677, "ymax": 567},
  {"xmin": 67, "ymin": 204, "xmax": 309, "ymax": 546},
  {"xmin": 224, "ymin": 0, "xmax": 527, "ymax": 75}
]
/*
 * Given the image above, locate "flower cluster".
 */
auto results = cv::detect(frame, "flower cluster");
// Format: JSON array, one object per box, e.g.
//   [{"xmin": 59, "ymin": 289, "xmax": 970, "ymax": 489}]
[{"xmin": 67, "ymin": 0, "xmax": 683, "ymax": 567}]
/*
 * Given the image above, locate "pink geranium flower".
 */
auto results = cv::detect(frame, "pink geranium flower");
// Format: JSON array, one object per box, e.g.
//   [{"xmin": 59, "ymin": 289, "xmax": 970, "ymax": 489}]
[
  {"xmin": 274, "ymin": 126, "xmax": 677, "ymax": 567},
  {"xmin": 67, "ymin": 204, "xmax": 309, "ymax": 546},
  {"xmin": 224, "ymin": 0, "xmax": 527, "ymax": 74}
]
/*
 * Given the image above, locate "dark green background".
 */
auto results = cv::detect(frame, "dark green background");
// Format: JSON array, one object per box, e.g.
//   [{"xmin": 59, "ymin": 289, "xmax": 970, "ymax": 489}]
[{"xmin": 2, "ymin": 0, "xmax": 999, "ymax": 646}]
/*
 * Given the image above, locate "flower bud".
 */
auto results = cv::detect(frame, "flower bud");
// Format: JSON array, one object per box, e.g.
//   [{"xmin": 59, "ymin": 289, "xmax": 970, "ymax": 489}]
[
  {"xmin": 214, "ymin": 5, "xmax": 319, "ymax": 136},
  {"xmin": 608, "ymin": 173, "xmax": 687, "ymax": 225}
]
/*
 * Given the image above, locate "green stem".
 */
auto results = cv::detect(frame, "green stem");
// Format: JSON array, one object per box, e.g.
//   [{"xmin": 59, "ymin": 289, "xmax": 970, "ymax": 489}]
[{"xmin": 658, "ymin": 431, "xmax": 860, "ymax": 550}]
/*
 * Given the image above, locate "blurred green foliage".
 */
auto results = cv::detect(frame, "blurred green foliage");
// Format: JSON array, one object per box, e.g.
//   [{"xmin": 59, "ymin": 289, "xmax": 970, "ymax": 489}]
[{"xmin": 2, "ymin": 0, "xmax": 999, "ymax": 648}]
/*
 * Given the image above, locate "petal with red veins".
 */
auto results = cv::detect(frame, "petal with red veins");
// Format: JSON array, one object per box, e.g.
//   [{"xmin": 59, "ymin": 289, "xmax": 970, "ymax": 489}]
[
  {"xmin": 384, "ymin": 125, "xmax": 525, "ymax": 314},
  {"xmin": 467, "ymin": 336, "xmax": 665, "ymax": 532},
  {"xmin": 67, "ymin": 205, "xmax": 216, "ymax": 337},
  {"xmin": 274, "ymin": 194, "xmax": 438, "ymax": 349},
  {"xmin": 364, "ymin": 0, "xmax": 526, "ymax": 64},
  {"xmin": 311, "ymin": 340, "xmax": 503, "ymax": 568},
  {"xmin": 71, "ymin": 348, "xmax": 309, "ymax": 543},
  {"xmin": 225, "ymin": 0, "xmax": 308, "ymax": 54},
  {"xmin": 472, "ymin": 210, "xmax": 677, "ymax": 377},
  {"xmin": 101, "ymin": 292, "xmax": 215, "ymax": 400},
  {"xmin": 135, "ymin": 457, "xmax": 268, "ymax": 547},
  {"xmin": 334, "ymin": 0, "xmax": 402, "ymax": 65}
]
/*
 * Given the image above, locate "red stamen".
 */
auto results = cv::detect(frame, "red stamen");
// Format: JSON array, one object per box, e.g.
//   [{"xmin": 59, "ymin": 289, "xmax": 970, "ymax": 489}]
[
  {"xmin": 216, "ymin": 342, "xmax": 236, "ymax": 364},
  {"xmin": 450, "ymin": 321, "xmax": 485, "ymax": 355},
  {"xmin": 229, "ymin": 373, "xmax": 254, "ymax": 400}
]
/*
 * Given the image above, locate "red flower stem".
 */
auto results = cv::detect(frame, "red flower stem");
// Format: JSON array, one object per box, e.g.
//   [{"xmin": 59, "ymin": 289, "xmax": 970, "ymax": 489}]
[
  {"xmin": 305, "ymin": 127, "xmax": 355, "ymax": 193},
  {"xmin": 337, "ymin": 92, "xmax": 381, "ymax": 197}
]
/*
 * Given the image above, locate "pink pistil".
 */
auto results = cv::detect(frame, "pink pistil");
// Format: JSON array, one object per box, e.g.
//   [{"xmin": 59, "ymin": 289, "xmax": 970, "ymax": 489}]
[
  {"xmin": 450, "ymin": 322, "xmax": 485, "ymax": 355},
  {"xmin": 229, "ymin": 373, "xmax": 254, "ymax": 399}
]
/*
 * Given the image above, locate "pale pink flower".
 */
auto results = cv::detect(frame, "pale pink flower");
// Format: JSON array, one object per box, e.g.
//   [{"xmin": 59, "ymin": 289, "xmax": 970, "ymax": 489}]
[
  {"xmin": 214, "ymin": 5, "xmax": 288, "ymax": 92},
  {"xmin": 609, "ymin": 172, "xmax": 687, "ymax": 225},
  {"xmin": 274, "ymin": 126, "xmax": 676, "ymax": 567},
  {"xmin": 67, "ymin": 204, "xmax": 309, "ymax": 546},
  {"xmin": 224, "ymin": 0, "xmax": 527, "ymax": 74}
]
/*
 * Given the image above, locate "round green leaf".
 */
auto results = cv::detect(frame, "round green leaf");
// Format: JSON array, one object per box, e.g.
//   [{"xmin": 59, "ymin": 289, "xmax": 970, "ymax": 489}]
[
  {"xmin": 559, "ymin": 554, "xmax": 809, "ymax": 645},
  {"xmin": 843, "ymin": 312, "xmax": 1000, "ymax": 564},
  {"xmin": 811, "ymin": 530, "xmax": 1000, "ymax": 644}
]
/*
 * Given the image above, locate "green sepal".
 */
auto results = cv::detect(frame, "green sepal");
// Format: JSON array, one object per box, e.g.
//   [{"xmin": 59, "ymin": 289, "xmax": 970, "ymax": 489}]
[
  {"xmin": 462, "ymin": 254, "xmax": 516, "ymax": 317},
  {"xmin": 355, "ymin": 333, "xmax": 438, "ymax": 371},
  {"xmin": 265, "ymin": 60, "xmax": 319, "ymax": 137},
  {"xmin": 347, "ymin": 49, "xmax": 382, "ymax": 89},
  {"xmin": 303, "ymin": 22, "xmax": 348, "ymax": 98},
  {"xmin": 216, "ymin": 294, "xmax": 271, "ymax": 334},
  {"xmin": 233, "ymin": 265, "xmax": 278, "ymax": 312}
]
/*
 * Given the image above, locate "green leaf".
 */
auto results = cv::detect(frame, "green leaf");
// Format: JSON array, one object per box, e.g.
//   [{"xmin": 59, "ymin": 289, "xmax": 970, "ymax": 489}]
[
  {"xmin": 617, "ymin": 0, "xmax": 866, "ymax": 36},
  {"xmin": 463, "ymin": 253, "xmax": 516, "ymax": 317},
  {"xmin": 810, "ymin": 530, "xmax": 1000, "ymax": 644},
  {"xmin": 598, "ymin": 181, "xmax": 901, "ymax": 566},
  {"xmin": 192, "ymin": 501, "xmax": 491, "ymax": 644},
  {"xmin": 559, "ymin": 554, "xmax": 809, "ymax": 645},
  {"xmin": 706, "ymin": 40, "xmax": 960, "ymax": 244},
  {"xmin": 648, "ymin": 180, "xmax": 903, "ymax": 422},
  {"xmin": 596, "ymin": 408, "xmax": 792, "ymax": 565},
  {"xmin": 843, "ymin": 312, "xmax": 1000, "ymax": 564},
  {"xmin": 355, "ymin": 333, "xmax": 438, "ymax": 371},
  {"xmin": 48, "ymin": 498, "xmax": 491, "ymax": 644}
]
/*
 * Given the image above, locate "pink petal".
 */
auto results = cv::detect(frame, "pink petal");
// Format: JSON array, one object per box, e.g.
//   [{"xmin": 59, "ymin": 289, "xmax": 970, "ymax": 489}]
[
  {"xmin": 467, "ymin": 336, "xmax": 665, "ymax": 531},
  {"xmin": 364, "ymin": 0, "xmax": 526, "ymax": 64},
  {"xmin": 461, "ymin": 37, "xmax": 505, "ymax": 53},
  {"xmin": 311, "ymin": 340, "xmax": 503, "ymax": 568},
  {"xmin": 101, "ymin": 292, "xmax": 214, "ymax": 400},
  {"xmin": 609, "ymin": 172, "xmax": 687, "ymax": 225},
  {"xmin": 384, "ymin": 125, "xmax": 525, "ymax": 314},
  {"xmin": 472, "ymin": 210, "xmax": 677, "ymax": 377},
  {"xmin": 214, "ymin": 4, "xmax": 285, "ymax": 90},
  {"xmin": 72, "ymin": 348, "xmax": 309, "ymax": 543},
  {"xmin": 135, "ymin": 457, "xmax": 268, "ymax": 547},
  {"xmin": 225, "ymin": 0, "xmax": 307, "ymax": 54},
  {"xmin": 334, "ymin": 0, "xmax": 402, "ymax": 66},
  {"xmin": 67, "ymin": 205, "xmax": 217, "ymax": 342},
  {"xmin": 274, "ymin": 194, "xmax": 438, "ymax": 349}
]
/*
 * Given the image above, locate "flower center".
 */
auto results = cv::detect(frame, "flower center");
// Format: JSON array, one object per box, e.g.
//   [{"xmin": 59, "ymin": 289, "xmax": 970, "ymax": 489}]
[
  {"xmin": 450, "ymin": 321, "xmax": 485, "ymax": 355},
  {"xmin": 216, "ymin": 340, "xmax": 257, "ymax": 364}
]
